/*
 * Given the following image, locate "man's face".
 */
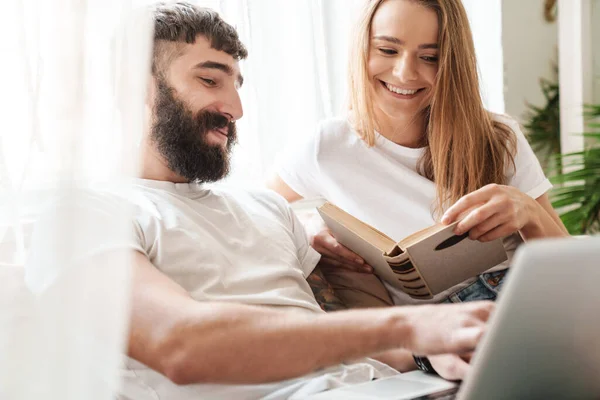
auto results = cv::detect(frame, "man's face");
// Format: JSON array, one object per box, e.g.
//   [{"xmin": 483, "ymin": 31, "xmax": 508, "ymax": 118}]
[{"xmin": 150, "ymin": 35, "xmax": 244, "ymax": 183}]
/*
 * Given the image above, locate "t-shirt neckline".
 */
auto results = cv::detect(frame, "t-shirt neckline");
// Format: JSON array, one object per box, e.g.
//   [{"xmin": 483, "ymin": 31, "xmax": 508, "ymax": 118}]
[
  {"xmin": 133, "ymin": 178, "xmax": 209, "ymax": 196},
  {"xmin": 373, "ymin": 130, "xmax": 425, "ymax": 159}
]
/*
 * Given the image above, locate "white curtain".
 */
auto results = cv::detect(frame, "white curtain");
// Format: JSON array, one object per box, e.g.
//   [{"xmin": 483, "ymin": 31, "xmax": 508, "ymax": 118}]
[
  {"xmin": 462, "ymin": 0, "xmax": 505, "ymax": 115},
  {"xmin": 0, "ymin": 0, "xmax": 151, "ymax": 398},
  {"xmin": 215, "ymin": 0, "xmax": 363, "ymax": 186},
  {"xmin": 216, "ymin": 0, "xmax": 504, "ymax": 185},
  {"xmin": 0, "ymin": 1, "xmax": 505, "ymax": 398}
]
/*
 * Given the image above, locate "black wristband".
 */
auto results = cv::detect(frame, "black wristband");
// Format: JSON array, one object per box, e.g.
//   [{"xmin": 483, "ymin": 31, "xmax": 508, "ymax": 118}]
[{"xmin": 413, "ymin": 355, "xmax": 438, "ymax": 375}]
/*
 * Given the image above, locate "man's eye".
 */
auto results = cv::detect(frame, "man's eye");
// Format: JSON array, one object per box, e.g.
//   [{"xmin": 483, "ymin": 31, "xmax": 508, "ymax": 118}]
[
  {"xmin": 378, "ymin": 48, "xmax": 397, "ymax": 55},
  {"xmin": 200, "ymin": 78, "xmax": 216, "ymax": 86}
]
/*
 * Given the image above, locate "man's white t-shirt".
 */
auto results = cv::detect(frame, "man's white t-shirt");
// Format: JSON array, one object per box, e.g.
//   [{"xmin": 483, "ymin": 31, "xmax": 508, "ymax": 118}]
[
  {"xmin": 117, "ymin": 180, "xmax": 397, "ymax": 400},
  {"xmin": 276, "ymin": 114, "xmax": 552, "ymax": 305}
]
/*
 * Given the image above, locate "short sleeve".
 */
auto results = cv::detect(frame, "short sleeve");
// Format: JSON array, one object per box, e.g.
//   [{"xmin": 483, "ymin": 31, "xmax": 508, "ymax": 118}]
[
  {"xmin": 499, "ymin": 114, "xmax": 553, "ymax": 199},
  {"xmin": 25, "ymin": 189, "xmax": 145, "ymax": 294},
  {"xmin": 275, "ymin": 123, "xmax": 324, "ymax": 199},
  {"xmin": 132, "ymin": 219, "xmax": 148, "ymax": 256},
  {"xmin": 284, "ymin": 202, "xmax": 321, "ymax": 277}
]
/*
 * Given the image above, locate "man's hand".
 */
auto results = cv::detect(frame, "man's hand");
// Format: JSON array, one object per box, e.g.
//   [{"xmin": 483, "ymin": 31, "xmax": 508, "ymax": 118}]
[
  {"xmin": 379, "ymin": 302, "xmax": 492, "ymax": 381},
  {"xmin": 429, "ymin": 353, "xmax": 473, "ymax": 381},
  {"xmin": 401, "ymin": 301, "xmax": 494, "ymax": 356}
]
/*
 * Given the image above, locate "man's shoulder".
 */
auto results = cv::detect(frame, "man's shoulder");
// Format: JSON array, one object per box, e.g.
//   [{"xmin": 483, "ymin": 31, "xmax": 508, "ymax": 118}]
[
  {"xmin": 214, "ymin": 185, "xmax": 290, "ymax": 210},
  {"xmin": 38, "ymin": 184, "xmax": 140, "ymax": 217}
]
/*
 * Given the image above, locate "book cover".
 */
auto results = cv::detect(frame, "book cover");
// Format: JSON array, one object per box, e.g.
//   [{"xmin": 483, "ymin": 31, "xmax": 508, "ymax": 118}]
[{"xmin": 318, "ymin": 202, "xmax": 507, "ymax": 299}]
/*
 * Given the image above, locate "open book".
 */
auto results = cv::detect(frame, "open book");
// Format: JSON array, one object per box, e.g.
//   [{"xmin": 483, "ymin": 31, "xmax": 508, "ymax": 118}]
[{"xmin": 317, "ymin": 202, "xmax": 508, "ymax": 299}]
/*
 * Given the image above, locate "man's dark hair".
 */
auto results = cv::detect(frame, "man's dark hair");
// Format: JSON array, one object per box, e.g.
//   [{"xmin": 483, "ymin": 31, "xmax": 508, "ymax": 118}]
[{"xmin": 151, "ymin": 2, "xmax": 248, "ymax": 75}]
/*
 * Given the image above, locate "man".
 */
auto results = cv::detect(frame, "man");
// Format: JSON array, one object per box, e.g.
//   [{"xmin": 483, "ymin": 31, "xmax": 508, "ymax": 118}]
[{"xmin": 99, "ymin": 3, "xmax": 491, "ymax": 399}]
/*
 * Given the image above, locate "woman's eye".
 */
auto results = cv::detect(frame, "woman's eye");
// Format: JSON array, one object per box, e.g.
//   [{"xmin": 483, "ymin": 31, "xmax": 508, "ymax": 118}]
[
  {"xmin": 378, "ymin": 48, "xmax": 397, "ymax": 55},
  {"xmin": 422, "ymin": 56, "xmax": 438, "ymax": 63}
]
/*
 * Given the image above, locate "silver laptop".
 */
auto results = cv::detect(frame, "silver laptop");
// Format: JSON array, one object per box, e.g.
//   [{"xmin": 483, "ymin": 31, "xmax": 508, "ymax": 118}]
[{"xmin": 307, "ymin": 237, "xmax": 600, "ymax": 400}]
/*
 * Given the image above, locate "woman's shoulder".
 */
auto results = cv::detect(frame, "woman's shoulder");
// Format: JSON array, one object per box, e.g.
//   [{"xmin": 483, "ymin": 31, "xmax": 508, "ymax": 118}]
[
  {"xmin": 488, "ymin": 112, "xmax": 547, "ymax": 184},
  {"xmin": 489, "ymin": 112, "xmax": 521, "ymax": 132},
  {"xmin": 316, "ymin": 116, "xmax": 361, "ymax": 147},
  {"xmin": 488, "ymin": 112, "xmax": 531, "ymax": 154},
  {"xmin": 318, "ymin": 116, "xmax": 354, "ymax": 135},
  {"xmin": 489, "ymin": 112, "xmax": 530, "ymax": 140}
]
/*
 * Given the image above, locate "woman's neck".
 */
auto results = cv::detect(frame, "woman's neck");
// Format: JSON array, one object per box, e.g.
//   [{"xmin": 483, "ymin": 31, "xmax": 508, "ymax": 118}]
[{"xmin": 375, "ymin": 109, "xmax": 426, "ymax": 148}]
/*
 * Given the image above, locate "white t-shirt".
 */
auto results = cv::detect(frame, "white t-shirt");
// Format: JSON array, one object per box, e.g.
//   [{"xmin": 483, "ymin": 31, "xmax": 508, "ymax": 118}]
[
  {"xmin": 118, "ymin": 180, "xmax": 398, "ymax": 400},
  {"xmin": 276, "ymin": 114, "xmax": 552, "ymax": 305}
]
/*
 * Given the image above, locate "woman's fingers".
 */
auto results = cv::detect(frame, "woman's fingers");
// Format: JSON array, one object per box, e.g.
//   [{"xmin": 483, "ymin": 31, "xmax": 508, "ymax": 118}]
[
  {"xmin": 442, "ymin": 185, "xmax": 499, "ymax": 224},
  {"xmin": 478, "ymin": 224, "xmax": 518, "ymax": 242},
  {"xmin": 312, "ymin": 230, "xmax": 372, "ymax": 272},
  {"xmin": 443, "ymin": 184, "xmax": 532, "ymax": 242},
  {"xmin": 465, "ymin": 212, "xmax": 505, "ymax": 240},
  {"xmin": 454, "ymin": 203, "xmax": 499, "ymax": 235}
]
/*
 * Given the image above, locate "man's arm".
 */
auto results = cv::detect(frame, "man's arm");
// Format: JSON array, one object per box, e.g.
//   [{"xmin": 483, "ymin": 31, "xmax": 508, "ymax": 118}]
[
  {"xmin": 306, "ymin": 265, "xmax": 347, "ymax": 311},
  {"xmin": 129, "ymin": 251, "xmax": 493, "ymax": 385}
]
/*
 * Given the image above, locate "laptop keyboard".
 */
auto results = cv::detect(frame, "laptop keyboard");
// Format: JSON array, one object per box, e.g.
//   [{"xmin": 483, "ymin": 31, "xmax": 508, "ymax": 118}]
[{"xmin": 411, "ymin": 387, "xmax": 458, "ymax": 399}]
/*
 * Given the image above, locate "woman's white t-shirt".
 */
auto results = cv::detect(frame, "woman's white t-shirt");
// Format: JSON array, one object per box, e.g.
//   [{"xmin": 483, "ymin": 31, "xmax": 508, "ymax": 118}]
[{"xmin": 276, "ymin": 114, "xmax": 552, "ymax": 305}]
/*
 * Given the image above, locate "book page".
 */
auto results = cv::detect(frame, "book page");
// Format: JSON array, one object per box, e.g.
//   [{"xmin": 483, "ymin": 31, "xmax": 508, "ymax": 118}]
[
  {"xmin": 318, "ymin": 209, "xmax": 404, "ymax": 285},
  {"xmin": 397, "ymin": 222, "xmax": 458, "ymax": 250},
  {"xmin": 318, "ymin": 203, "xmax": 396, "ymax": 253}
]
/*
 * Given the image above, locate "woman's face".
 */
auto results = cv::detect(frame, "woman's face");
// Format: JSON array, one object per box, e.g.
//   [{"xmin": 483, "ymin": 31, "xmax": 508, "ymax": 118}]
[{"xmin": 368, "ymin": 0, "xmax": 439, "ymax": 121}]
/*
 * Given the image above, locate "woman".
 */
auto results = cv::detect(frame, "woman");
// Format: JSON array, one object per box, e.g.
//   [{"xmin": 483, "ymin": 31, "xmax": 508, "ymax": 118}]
[{"xmin": 268, "ymin": 0, "xmax": 568, "ymax": 308}]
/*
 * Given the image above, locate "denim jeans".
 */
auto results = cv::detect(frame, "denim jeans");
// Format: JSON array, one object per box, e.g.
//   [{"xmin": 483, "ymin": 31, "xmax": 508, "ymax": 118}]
[{"xmin": 441, "ymin": 269, "xmax": 508, "ymax": 304}]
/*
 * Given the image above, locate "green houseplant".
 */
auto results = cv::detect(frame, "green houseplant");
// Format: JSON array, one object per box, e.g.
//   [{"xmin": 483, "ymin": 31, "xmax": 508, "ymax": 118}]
[
  {"xmin": 549, "ymin": 105, "xmax": 600, "ymax": 235},
  {"xmin": 523, "ymin": 71, "xmax": 561, "ymax": 170}
]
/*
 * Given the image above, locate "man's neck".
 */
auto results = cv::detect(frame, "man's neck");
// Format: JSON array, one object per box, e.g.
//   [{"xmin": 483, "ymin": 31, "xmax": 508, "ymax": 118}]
[{"xmin": 138, "ymin": 140, "xmax": 188, "ymax": 183}]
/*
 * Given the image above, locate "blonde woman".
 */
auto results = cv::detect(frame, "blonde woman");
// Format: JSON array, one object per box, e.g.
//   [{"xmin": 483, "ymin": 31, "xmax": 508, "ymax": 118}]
[{"xmin": 268, "ymin": 0, "xmax": 568, "ymax": 308}]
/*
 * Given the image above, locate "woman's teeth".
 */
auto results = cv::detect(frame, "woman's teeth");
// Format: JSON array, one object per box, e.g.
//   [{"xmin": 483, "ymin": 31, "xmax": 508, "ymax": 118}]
[{"xmin": 385, "ymin": 83, "xmax": 419, "ymax": 95}]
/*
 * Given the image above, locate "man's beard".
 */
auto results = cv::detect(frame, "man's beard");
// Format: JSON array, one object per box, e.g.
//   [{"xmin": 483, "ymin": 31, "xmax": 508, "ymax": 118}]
[{"xmin": 150, "ymin": 78, "xmax": 237, "ymax": 183}]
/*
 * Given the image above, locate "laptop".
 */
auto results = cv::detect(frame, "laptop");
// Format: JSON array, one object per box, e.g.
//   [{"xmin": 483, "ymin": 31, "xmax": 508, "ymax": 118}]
[{"xmin": 306, "ymin": 237, "xmax": 600, "ymax": 400}]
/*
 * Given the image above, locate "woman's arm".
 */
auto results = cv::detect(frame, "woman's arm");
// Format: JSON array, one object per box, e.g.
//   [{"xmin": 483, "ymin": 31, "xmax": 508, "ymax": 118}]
[
  {"xmin": 266, "ymin": 174, "xmax": 304, "ymax": 202},
  {"xmin": 520, "ymin": 192, "xmax": 569, "ymax": 238}
]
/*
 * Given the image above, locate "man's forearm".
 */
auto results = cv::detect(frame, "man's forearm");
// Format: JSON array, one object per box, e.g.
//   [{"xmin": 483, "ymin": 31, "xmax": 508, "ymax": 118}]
[
  {"xmin": 145, "ymin": 302, "xmax": 411, "ymax": 385},
  {"xmin": 129, "ymin": 251, "xmax": 491, "ymax": 386}
]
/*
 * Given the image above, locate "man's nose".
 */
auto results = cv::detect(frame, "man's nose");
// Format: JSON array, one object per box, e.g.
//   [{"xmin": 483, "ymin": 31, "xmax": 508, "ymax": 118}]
[{"xmin": 219, "ymin": 89, "xmax": 243, "ymax": 122}]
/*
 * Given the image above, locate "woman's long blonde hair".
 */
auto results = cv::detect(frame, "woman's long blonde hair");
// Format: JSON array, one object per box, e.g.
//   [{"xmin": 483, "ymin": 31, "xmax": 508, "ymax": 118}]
[{"xmin": 348, "ymin": 0, "xmax": 516, "ymax": 216}]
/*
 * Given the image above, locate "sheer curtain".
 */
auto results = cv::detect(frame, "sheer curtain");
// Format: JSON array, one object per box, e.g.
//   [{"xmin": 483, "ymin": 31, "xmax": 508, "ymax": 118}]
[
  {"xmin": 216, "ymin": 0, "xmax": 363, "ymax": 186},
  {"xmin": 0, "ymin": 1, "xmax": 505, "ymax": 398},
  {"xmin": 215, "ymin": 0, "xmax": 504, "ymax": 185},
  {"xmin": 0, "ymin": 0, "xmax": 151, "ymax": 398}
]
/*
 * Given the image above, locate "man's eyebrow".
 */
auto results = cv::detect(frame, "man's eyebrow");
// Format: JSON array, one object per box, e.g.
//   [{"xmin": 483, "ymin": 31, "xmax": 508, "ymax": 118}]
[
  {"xmin": 372, "ymin": 35, "xmax": 438, "ymax": 50},
  {"xmin": 193, "ymin": 60, "xmax": 244, "ymax": 87}
]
